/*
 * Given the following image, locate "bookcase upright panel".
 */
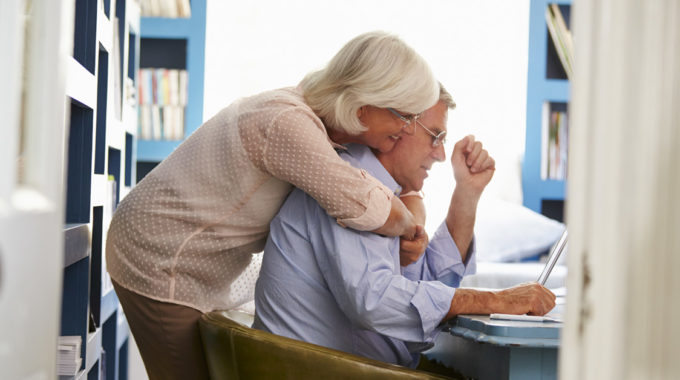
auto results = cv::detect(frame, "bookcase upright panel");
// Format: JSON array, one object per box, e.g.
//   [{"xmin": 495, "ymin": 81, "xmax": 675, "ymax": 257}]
[
  {"xmin": 522, "ymin": 0, "xmax": 572, "ymax": 221},
  {"xmin": 136, "ymin": 0, "xmax": 206, "ymax": 170},
  {"xmin": 61, "ymin": 0, "xmax": 139, "ymax": 378}
]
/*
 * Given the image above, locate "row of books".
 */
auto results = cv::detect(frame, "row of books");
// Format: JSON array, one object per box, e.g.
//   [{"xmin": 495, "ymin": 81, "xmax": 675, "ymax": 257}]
[
  {"xmin": 139, "ymin": 105, "xmax": 185, "ymax": 141},
  {"xmin": 541, "ymin": 103, "xmax": 569, "ymax": 180},
  {"xmin": 138, "ymin": 68, "xmax": 188, "ymax": 107},
  {"xmin": 545, "ymin": 3, "xmax": 574, "ymax": 79},
  {"xmin": 138, "ymin": 68, "xmax": 187, "ymax": 141},
  {"xmin": 140, "ymin": 0, "xmax": 191, "ymax": 18},
  {"xmin": 57, "ymin": 336, "xmax": 82, "ymax": 376}
]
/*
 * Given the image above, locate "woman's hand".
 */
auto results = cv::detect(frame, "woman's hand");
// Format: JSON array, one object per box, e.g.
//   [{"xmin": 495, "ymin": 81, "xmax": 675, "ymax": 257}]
[
  {"xmin": 400, "ymin": 225, "xmax": 428, "ymax": 266},
  {"xmin": 398, "ymin": 195, "xmax": 427, "ymax": 266}
]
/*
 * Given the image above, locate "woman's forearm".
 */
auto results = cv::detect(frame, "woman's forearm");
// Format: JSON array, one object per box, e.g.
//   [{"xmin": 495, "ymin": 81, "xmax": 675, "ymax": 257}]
[
  {"xmin": 400, "ymin": 195, "xmax": 426, "ymax": 225},
  {"xmin": 372, "ymin": 196, "xmax": 418, "ymax": 238}
]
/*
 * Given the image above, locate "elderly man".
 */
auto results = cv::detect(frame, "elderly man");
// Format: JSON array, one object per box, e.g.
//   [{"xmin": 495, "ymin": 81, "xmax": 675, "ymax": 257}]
[{"xmin": 253, "ymin": 88, "xmax": 555, "ymax": 370}]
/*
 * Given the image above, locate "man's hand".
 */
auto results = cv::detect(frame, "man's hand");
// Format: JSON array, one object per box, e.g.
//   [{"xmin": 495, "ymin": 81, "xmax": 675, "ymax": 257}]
[
  {"xmin": 493, "ymin": 283, "xmax": 556, "ymax": 316},
  {"xmin": 399, "ymin": 225, "xmax": 428, "ymax": 266},
  {"xmin": 446, "ymin": 283, "xmax": 556, "ymax": 319},
  {"xmin": 445, "ymin": 135, "xmax": 494, "ymax": 260},
  {"xmin": 451, "ymin": 135, "xmax": 495, "ymax": 195}
]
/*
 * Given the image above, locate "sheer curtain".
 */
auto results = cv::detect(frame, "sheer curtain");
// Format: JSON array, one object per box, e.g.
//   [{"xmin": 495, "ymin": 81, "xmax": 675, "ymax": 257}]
[{"xmin": 561, "ymin": 1, "xmax": 680, "ymax": 378}]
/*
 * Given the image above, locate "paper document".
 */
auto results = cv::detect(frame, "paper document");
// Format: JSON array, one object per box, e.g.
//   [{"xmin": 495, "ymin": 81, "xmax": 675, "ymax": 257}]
[{"xmin": 490, "ymin": 313, "xmax": 562, "ymax": 323}]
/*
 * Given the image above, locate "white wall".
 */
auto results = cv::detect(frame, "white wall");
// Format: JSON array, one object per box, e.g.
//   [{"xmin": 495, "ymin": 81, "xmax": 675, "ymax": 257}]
[{"xmin": 204, "ymin": 0, "xmax": 530, "ymax": 233}]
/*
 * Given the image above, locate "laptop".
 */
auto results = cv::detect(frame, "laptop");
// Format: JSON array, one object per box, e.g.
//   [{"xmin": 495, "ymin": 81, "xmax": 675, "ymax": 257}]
[
  {"xmin": 537, "ymin": 229, "xmax": 568, "ymax": 285},
  {"xmin": 490, "ymin": 229, "xmax": 568, "ymax": 322}
]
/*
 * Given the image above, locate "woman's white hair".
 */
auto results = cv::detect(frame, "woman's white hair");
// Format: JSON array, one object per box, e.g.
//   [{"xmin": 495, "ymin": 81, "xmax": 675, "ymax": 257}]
[{"xmin": 300, "ymin": 31, "xmax": 439, "ymax": 135}]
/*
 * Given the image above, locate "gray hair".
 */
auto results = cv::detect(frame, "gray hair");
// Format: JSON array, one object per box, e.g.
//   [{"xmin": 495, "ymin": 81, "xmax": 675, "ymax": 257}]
[
  {"xmin": 300, "ymin": 31, "xmax": 439, "ymax": 135},
  {"xmin": 439, "ymin": 82, "xmax": 457, "ymax": 109}
]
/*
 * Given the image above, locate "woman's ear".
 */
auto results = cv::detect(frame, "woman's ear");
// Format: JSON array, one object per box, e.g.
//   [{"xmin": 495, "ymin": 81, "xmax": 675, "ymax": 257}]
[{"xmin": 357, "ymin": 106, "xmax": 366, "ymax": 118}]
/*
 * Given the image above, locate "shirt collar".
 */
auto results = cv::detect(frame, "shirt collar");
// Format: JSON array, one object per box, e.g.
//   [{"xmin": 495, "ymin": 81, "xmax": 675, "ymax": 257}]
[{"xmin": 340, "ymin": 144, "xmax": 402, "ymax": 196}]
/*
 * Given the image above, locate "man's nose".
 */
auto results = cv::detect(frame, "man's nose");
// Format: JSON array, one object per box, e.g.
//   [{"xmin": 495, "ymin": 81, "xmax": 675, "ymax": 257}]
[{"xmin": 432, "ymin": 143, "xmax": 446, "ymax": 162}]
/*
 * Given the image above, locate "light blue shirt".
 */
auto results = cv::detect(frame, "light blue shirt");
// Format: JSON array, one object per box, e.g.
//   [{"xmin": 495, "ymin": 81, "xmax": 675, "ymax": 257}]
[{"xmin": 253, "ymin": 144, "xmax": 476, "ymax": 368}]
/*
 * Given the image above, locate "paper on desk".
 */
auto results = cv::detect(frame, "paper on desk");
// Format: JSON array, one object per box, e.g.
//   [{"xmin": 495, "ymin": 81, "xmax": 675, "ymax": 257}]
[{"xmin": 490, "ymin": 313, "xmax": 563, "ymax": 323}]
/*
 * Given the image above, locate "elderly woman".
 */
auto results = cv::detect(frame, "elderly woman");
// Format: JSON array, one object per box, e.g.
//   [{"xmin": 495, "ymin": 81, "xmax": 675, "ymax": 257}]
[{"xmin": 106, "ymin": 31, "xmax": 439, "ymax": 380}]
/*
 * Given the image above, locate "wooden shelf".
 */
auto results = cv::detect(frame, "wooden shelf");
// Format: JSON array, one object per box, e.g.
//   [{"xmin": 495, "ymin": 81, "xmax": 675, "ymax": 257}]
[{"xmin": 66, "ymin": 57, "xmax": 97, "ymax": 109}]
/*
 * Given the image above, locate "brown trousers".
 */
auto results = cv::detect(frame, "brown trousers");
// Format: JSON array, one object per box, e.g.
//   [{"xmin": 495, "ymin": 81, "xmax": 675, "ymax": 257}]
[{"xmin": 112, "ymin": 280, "xmax": 210, "ymax": 380}]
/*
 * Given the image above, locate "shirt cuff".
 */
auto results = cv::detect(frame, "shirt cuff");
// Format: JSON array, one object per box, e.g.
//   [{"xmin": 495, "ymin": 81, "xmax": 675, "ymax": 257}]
[
  {"xmin": 336, "ymin": 182, "xmax": 393, "ymax": 231},
  {"xmin": 409, "ymin": 281, "xmax": 455, "ymax": 342},
  {"xmin": 426, "ymin": 222, "xmax": 477, "ymax": 287}
]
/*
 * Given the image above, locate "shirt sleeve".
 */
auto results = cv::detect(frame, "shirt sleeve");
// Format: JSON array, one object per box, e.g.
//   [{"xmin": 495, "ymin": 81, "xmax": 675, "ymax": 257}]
[
  {"xmin": 402, "ymin": 221, "xmax": 477, "ymax": 287},
  {"xmin": 309, "ymin": 198, "xmax": 454, "ymax": 343},
  {"xmin": 261, "ymin": 107, "xmax": 393, "ymax": 231}
]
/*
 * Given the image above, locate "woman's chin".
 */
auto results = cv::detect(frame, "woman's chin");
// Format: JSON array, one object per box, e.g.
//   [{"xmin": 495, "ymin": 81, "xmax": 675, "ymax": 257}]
[{"xmin": 376, "ymin": 139, "xmax": 398, "ymax": 153}]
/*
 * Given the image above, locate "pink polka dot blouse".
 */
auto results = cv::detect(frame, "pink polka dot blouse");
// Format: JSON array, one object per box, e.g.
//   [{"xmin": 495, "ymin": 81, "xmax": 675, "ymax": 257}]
[{"xmin": 106, "ymin": 87, "xmax": 394, "ymax": 312}]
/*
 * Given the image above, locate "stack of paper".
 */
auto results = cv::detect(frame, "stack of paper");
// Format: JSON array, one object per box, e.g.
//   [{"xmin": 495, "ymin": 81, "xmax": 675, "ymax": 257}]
[{"xmin": 57, "ymin": 336, "xmax": 82, "ymax": 376}]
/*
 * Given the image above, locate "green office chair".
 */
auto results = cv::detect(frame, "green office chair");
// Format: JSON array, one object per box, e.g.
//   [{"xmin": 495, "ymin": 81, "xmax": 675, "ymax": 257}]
[{"xmin": 199, "ymin": 310, "xmax": 452, "ymax": 379}]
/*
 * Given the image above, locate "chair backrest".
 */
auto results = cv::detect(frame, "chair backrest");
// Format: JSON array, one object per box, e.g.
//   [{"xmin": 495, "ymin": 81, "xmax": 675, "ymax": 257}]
[{"xmin": 199, "ymin": 310, "xmax": 451, "ymax": 380}]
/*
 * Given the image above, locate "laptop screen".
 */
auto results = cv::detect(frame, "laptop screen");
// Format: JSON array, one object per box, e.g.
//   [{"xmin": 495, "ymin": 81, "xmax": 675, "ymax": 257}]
[{"xmin": 537, "ymin": 229, "xmax": 568, "ymax": 285}]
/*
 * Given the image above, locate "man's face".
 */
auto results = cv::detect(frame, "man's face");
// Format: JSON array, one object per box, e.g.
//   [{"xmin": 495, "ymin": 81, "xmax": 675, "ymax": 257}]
[{"xmin": 376, "ymin": 101, "xmax": 448, "ymax": 192}]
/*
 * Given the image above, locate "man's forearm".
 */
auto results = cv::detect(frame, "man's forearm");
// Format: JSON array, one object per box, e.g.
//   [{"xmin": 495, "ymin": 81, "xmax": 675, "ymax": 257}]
[
  {"xmin": 445, "ymin": 288, "xmax": 498, "ymax": 318},
  {"xmin": 445, "ymin": 186, "xmax": 481, "ymax": 262},
  {"xmin": 444, "ymin": 283, "xmax": 558, "ymax": 320}
]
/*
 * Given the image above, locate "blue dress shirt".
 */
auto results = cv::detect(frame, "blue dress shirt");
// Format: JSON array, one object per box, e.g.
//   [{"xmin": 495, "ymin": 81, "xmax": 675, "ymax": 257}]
[{"xmin": 253, "ymin": 144, "xmax": 476, "ymax": 368}]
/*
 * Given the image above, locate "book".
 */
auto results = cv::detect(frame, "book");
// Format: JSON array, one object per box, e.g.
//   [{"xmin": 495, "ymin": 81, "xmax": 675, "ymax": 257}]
[
  {"xmin": 140, "ymin": 0, "xmax": 191, "ymax": 18},
  {"xmin": 152, "ymin": 105, "xmax": 162, "ymax": 140},
  {"xmin": 112, "ymin": 17, "xmax": 122, "ymax": 119},
  {"xmin": 545, "ymin": 4, "xmax": 574, "ymax": 79},
  {"xmin": 542, "ymin": 103, "xmax": 569, "ymax": 180}
]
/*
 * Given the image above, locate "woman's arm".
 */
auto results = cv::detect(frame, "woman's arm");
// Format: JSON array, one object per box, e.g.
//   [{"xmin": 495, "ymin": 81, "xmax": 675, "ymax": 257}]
[
  {"xmin": 372, "ymin": 196, "xmax": 419, "ymax": 239},
  {"xmin": 261, "ymin": 108, "xmax": 417, "ymax": 236},
  {"xmin": 393, "ymin": 195, "xmax": 428, "ymax": 266}
]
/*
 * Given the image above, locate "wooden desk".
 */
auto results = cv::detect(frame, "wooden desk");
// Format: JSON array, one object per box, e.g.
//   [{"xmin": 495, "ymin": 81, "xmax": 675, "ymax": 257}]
[{"xmin": 424, "ymin": 308, "xmax": 562, "ymax": 380}]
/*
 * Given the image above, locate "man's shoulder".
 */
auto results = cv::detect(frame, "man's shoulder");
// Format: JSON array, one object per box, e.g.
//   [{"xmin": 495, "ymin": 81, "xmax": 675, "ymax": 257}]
[
  {"xmin": 275, "ymin": 186, "xmax": 328, "ymax": 225},
  {"xmin": 338, "ymin": 143, "xmax": 372, "ymax": 168}
]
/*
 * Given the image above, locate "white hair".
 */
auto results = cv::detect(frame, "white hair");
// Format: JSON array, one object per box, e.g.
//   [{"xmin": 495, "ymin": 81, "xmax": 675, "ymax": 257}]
[{"xmin": 300, "ymin": 31, "xmax": 439, "ymax": 135}]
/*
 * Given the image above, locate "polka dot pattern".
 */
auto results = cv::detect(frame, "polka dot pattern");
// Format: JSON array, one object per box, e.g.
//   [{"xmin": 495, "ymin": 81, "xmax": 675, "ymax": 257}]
[{"xmin": 105, "ymin": 87, "xmax": 392, "ymax": 312}]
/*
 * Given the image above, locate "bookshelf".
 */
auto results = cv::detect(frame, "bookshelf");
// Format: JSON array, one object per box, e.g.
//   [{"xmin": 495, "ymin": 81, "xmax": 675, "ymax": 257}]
[
  {"xmin": 522, "ymin": 0, "xmax": 572, "ymax": 222},
  {"xmin": 61, "ymin": 0, "xmax": 139, "ymax": 378},
  {"xmin": 136, "ymin": 0, "xmax": 206, "ymax": 172}
]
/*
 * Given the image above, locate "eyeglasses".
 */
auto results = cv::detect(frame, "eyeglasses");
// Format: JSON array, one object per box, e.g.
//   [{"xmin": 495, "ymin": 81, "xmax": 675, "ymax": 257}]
[
  {"xmin": 416, "ymin": 119, "xmax": 447, "ymax": 147},
  {"xmin": 387, "ymin": 107, "xmax": 447, "ymax": 147},
  {"xmin": 387, "ymin": 108, "xmax": 420, "ymax": 135}
]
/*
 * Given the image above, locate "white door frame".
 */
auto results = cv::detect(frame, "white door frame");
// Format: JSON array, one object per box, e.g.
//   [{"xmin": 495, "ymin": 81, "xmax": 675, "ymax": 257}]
[{"xmin": 0, "ymin": 0, "xmax": 75, "ymax": 378}]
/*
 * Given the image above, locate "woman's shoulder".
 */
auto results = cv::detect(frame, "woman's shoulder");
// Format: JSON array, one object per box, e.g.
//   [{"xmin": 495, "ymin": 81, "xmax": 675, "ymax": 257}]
[
  {"xmin": 245, "ymin": 86, "xmax": 308, "ymax": 109},
  {"xmin": 238, "ymin": 87, "xmax": 325, "ymax": 133}
]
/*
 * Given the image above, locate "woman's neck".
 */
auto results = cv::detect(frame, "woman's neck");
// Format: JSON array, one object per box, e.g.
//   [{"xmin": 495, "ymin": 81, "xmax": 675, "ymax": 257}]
[{"xmin": 327, "ymin": 128, "xmax": 360, "ymax": 145}]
